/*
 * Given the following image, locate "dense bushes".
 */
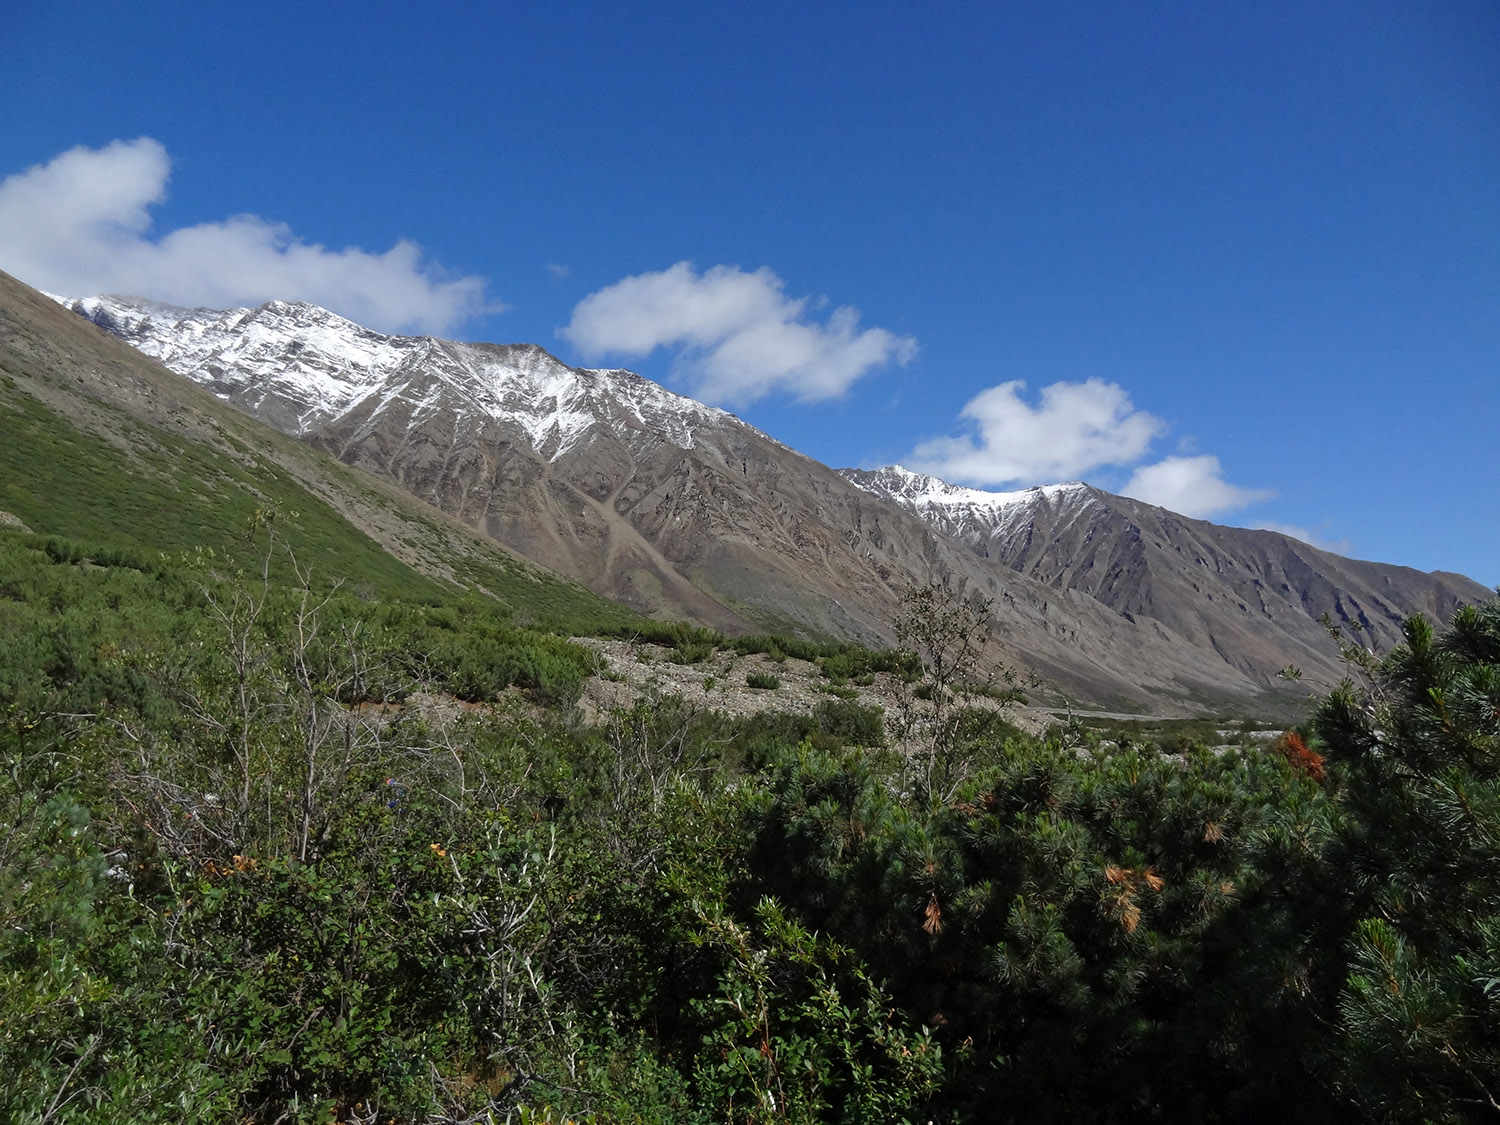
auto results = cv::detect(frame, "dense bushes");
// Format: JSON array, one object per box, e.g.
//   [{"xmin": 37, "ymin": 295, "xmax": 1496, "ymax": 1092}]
[
  {"xmin": 4, "ymin": 526, "xmax": 1498, "ymax": 1121},
  {"xmin": 739, "ymin": 735, "xmax": 1346, "ymax": 1118},
  {"xmin": 1313, "ymin": 599, "xmax": 1500, "ymax": 1118}
]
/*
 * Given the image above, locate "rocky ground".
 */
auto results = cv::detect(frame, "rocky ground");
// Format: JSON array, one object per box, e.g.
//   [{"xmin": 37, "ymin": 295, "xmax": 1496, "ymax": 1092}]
[{"xmin": 572, "ymin": 636, "xmax": 1053, "ymax": 737}]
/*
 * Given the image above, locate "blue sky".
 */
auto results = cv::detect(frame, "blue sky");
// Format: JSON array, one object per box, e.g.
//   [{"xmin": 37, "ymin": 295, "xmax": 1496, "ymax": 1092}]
[{"xmin": 3, "ymin": 2, "xmax": 1496, "ymax": 584}]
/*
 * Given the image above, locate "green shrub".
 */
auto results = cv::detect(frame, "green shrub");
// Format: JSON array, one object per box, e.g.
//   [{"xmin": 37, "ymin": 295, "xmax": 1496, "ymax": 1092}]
[
  {"xmin": 813, "ymin": 698, "xmax": 885, "ymax": 747},
  {"xmin": 746, "ymin": 672, "xmax": 781, "ymax": 690},
  {"xmin": 666, "ymin": 641, "xmax": 714, "ymax": 665}
]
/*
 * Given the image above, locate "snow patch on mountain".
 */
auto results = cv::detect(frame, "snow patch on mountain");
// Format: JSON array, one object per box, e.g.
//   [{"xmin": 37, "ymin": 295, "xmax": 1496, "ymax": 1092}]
[
  {"xmin": 848, "ymin": 464, "xmax": 1085, "ymax": 510},
  {"xmin": 51, "ymin": 293, "xmax": 737, "ymax": 461},
  {"xmin": 841, "ymin": 465, "xmax": 1095, "ymax": 538}
]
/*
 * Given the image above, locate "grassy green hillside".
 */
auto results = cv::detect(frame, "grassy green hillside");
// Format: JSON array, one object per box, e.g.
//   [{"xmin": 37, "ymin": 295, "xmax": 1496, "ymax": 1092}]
[
  {"xmin": 0, "ymin": 271, "xmax": 648, "ymax": 633},
  {"xmin": 0, "ymin": 379, "xmax": 447, "ymax": 596}
]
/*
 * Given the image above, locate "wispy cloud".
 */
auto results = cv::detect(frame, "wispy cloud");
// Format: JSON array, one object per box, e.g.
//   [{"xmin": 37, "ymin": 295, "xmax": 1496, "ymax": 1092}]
[
  {"xmin": 908, "ymin": 378, "xmax": 1165, "ymax": 484},
  {"xmin": 0, "ymin": 138, "xmax": 493, "ymax": 335},
  {"xmin": 1252, "ymin": 520, "xmax": 1353, "ymax": 556},
  {"xmin": 559, "ymin": 261, "xmax": 916, "ymax": 407},
  {"xmin": 1122, "ymin": 454, "xmax": 1274, "ymax": 519},
  {"xmin": 545, "ymin": 263, "xmax": 570, "ymax": 280}
]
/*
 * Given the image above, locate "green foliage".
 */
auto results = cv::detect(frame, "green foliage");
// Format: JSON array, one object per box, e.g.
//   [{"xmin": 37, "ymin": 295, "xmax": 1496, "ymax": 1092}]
[
  {"xmin": 0, "ymin": 714, "xmax": 240, "ymax": 1122},
  {"xmin": 684, "ymin": 896, "xmax": 942, "ymax": 1121},
  {"xmin": 422, "ymin": 607, "xmax": 598, "ymax": 706},
  {"xmin": 5, "ymin": 496, "xmax": 1497, "ymax": 1122},
  {"xmin": 666, "ymin": 641, "xmax": 715, "ymax": 665},
  {"xmin": 746, "ymin": 672, "xmax": 781, "ymax": 690},
  {"xmin": 742, "ymin": 733, "xmax": 1345, "ymax": 1119},
  {"xmin": 811, "ymin": 698, "xmax": 885, "ymax": 748},
  {"xmin": 728, "ymin": 634, "xmax": 813, "ymax": 662},
  {"xmin": 819, "ymin": 646, "xmax": 919, "ymax": 684},
  {"xmin": 1315, "ymin": 597, "xmax": 1500, "ymax": 1118},
  {"xmin": 1070, "ymin": 714, "xmax": 1277, "ymax": 756},
  {"xmin": 596, "ymin": 625, "xmax": 917, "ymax": 693}
]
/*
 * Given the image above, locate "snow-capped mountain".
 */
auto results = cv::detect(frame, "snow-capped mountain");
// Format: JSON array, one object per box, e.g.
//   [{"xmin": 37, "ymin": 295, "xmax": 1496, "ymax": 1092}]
[
  {"xmin": 48, "ymin": 286, "xmax": 1489, "ymax": 714},
  {"xmin": 841, "ymin": 466, "xmax": 1095, "ymax": 551},
  {"xmin": 846, "ymin": 462, "xmax": 1490, "ymax": 689},
  {"xmin": 54, "ymin": 294, "xmax": 735, "ymax": 461},
  {"xmin": 54, "ymin": 291, "xmax": 982, "ymax": 648},
  {"xmin": 1, "ymin": 272, "xmax": 634, "ymax": 631}
]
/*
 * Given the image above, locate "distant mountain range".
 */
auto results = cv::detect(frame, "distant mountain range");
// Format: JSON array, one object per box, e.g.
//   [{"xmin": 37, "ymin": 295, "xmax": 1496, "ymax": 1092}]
[
  {"xmin": 842, "ymin": 465, "xmax": 1487, "ymax": 693},
  {"xmin": 38, "ymin": 284, "xmax": 1490, "ymax": 714}
]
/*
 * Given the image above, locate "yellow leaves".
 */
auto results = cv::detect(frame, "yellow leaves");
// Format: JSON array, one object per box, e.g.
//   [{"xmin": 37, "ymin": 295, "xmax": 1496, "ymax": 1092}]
[
  {"xmin": 202, "ymin": 853, "xmax": 258, "ymax": 879},
  {"xmin": 429, "ymin": 842, "xmax": 447, "ymax": 858},
  {"xmin": 1203, "ymin": 820, "xmax": 1224, "ymax": 843}
]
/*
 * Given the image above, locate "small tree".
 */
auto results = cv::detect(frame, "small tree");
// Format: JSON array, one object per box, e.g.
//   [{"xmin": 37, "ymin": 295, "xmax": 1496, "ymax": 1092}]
[
  {"xmin": 118, "ymin": 511, "xmax": 410, "ymax": 864},
  {"xmin": 890, "ymin": 581, "xmax": 1032, "ymax": 802}
]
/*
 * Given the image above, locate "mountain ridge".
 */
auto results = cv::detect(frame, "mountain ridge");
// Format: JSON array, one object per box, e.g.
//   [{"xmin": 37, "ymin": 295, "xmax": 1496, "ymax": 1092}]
[
  {"xmin": 46, "ymin": 285, "xmax": 1491, "ymax": 714},
  {"xmin": 843, "ymin": 465, "xmax": 1487, "ymax": 686},
  {"xmin": 0, "ymin": 271, "xmax": 648, "ymax": 631},
  {"xmin": 53, "ymin": 292, "xmax": 749, "ymax": 456}
]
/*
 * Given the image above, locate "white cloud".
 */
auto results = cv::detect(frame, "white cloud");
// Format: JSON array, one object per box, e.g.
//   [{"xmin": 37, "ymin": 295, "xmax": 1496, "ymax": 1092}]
[
  {"xmin": 906, "ymin": 379, "xmax": 1273, "ymax": 520},
  {"xmin": 1122, "ymin": 454, "xmax": 1274, "ymax": 519},
  {"xmin": 0, "ymin": 138, "xmax": 492, "ymax": 335},
  {"xmin": 559, "ymin": 261, "xmax": 916, "ymax": 406},
  {"xmin": 908, "ymin": 378, "xmax": 1165, "ymax": 485},
  {"xmin": 545, "ymin": 263, "xmax": 570, "ymax": 280}
]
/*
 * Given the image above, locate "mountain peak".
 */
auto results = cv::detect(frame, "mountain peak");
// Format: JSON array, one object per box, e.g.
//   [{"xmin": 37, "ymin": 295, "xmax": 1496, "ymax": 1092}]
[
  {"xmin": 52, "ymin": 291, "xmax": 740, "ymax": 461},
  {"xmin": 843, "ymin": 465, "xmax": 1094, "ymax": 515}
]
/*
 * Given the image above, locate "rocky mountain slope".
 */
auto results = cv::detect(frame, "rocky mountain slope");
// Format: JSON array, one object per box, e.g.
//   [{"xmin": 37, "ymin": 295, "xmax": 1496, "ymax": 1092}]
[
  {"xmin": 53, "ymin": 293, "xmax": 908, "ymax": 637},
  {"xmin": 844, "ymin": 465, "xmax": 1488, "ymax": 690},
  {"xmin": 49, "ymin": 288, "xmax": 1490, "ymax": 714}
]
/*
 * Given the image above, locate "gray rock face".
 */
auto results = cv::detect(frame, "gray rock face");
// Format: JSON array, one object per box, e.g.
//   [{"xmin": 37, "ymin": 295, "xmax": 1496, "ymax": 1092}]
[
  {"xmin": 55, "ymin": 292, "xmax": 1490, "ymax": 715},
  {"xmin": 843, "ymin": 466, "xmax": 1487, "ymax": 690}
]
